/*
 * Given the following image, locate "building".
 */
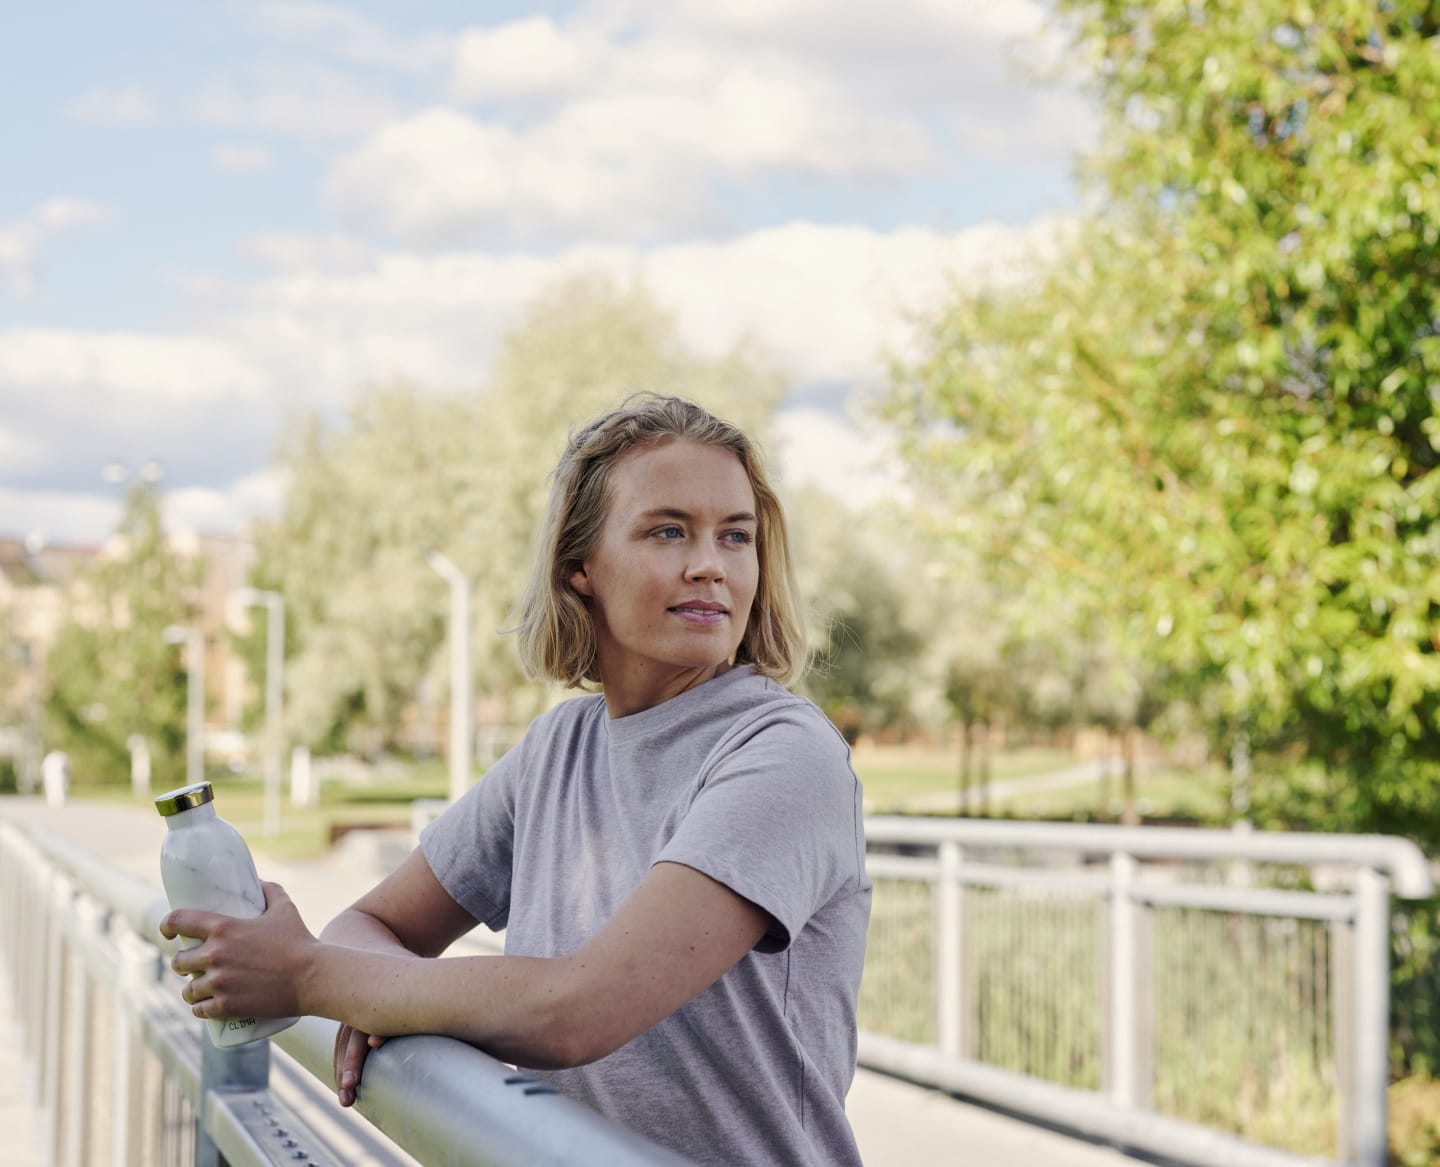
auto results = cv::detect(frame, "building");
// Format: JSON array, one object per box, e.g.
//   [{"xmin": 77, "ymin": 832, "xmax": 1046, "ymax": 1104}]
[{"xmin": 0, "ymin": 529, "xmax": 260, "ymax": 785}]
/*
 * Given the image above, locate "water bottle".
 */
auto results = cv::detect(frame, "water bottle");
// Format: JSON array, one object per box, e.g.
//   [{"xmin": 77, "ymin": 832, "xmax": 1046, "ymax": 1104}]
[{"xmin": 154, "ymin": 781, "xmax": 299, "ymax": 1047}]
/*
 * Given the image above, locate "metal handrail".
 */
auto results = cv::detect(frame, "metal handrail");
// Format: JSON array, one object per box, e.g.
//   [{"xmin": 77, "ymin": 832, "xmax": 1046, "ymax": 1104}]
[
  {"xmin": 864, "ymin": 816, "xmax": 1436, "ymax": 899},
  {"xmin": 0, "ymin": 815, "xmax": 692, "ymax": 1167}
]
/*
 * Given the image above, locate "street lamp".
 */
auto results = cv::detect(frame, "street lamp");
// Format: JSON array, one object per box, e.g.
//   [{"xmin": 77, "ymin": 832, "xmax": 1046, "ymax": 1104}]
[
  {"xmin": 425, "ymin": 550, "xmax": 472, "ymax": 804},
  {"xmin": 163, "ymin": 625, "xmax": 204, "ymax": 786},
  {"xmin": 236, "ymin": 588, "xmax": 285, "ymax": 837}
]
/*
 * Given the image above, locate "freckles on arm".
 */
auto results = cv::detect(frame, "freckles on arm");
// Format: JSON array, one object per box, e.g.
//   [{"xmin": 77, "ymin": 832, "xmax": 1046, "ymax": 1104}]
[{"xmin": 299, "ymin": 863, "xmax": 769, "ymax": 1070}]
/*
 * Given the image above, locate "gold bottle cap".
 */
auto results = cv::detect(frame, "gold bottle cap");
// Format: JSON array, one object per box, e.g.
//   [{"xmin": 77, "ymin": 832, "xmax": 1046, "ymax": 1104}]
[{"xmin": 154, "ymin": 781, "xmax": 215, "ymax": 817}]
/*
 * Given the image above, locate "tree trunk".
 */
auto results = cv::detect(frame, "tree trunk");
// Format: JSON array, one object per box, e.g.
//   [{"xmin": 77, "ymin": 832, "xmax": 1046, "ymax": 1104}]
[
  {"xmin": 1121, "ymin": 727, "xmax": 1140, "ymax": 826},
  {"xmin": 977, "ymin": 719, "xmax": 991, "ymax": 818},
  {"xmin": 957, "ymin": 717, "xmax": 972, "ymax": 816}
]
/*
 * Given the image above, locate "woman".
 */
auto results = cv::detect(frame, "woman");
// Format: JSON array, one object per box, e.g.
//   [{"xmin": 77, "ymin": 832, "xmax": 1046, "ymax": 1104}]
[{"xmin": 162, "ymin": 395, "xmax": 872, "ymax": 1166}]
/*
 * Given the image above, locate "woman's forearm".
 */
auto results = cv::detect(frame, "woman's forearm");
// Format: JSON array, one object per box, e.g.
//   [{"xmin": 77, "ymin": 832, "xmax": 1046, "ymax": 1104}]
[
  {"xmin": 298, "ymin": 943, "xmax": 582, "ymax": 1069},
  {"xmin": 297, "ymin": 862, "xmax": 767, "ymax": 1071},
  {"xmin": 318, "ymin": 907, "xmax": 410, "ymax": 954}
]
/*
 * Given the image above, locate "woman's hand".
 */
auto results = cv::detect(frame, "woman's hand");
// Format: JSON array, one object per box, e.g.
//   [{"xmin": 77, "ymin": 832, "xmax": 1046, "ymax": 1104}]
[
  {"xmin": 333, "ymin": 1024, "xmax": 387, "ymax": 1107},
  {"xmin": 160, "ymin": 881, "xmax": 317, "ymax": 1021}
]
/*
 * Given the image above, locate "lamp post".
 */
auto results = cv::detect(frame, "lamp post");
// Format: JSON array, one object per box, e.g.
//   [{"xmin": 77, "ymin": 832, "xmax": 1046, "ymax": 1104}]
[
  {"xmin": 163, "ymin": 625, "xmax": 204, "ymax": 786},
  {"xmin": 236, "ymin": 588, "xmax": 285, "ymax": 837},
  {"xmin": 425, "ymin": 551, "xmax": 472, "ymax": 804}
]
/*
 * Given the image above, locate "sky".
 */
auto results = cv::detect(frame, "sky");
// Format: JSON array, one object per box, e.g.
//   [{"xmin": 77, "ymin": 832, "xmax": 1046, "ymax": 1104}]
[{"xmin": 0, "ymin": 0, "xmax": 1098, "ymax": 547}]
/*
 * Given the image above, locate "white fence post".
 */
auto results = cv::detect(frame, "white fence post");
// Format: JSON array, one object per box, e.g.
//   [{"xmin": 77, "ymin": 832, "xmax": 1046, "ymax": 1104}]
[
  {"xmin": 936, "ymin": 841, "xmax": 963, "ymax": 1057},
  {"xmin": 1107, "ymin": 851, "xmax": 1139, "ymax": 1108},
  {"xmin": 113, "ymin": 928, "xmax": 156, "ymax": 1167},
  {"xmin": 1351, "ymin": 867, "xmax": 1390, "ymax": 1167},
  {"xmin": 65, "ymin": 897, "xmax": 102, "ymax": 1167},
  {"xmin": 42, "ymin": 871, "xmax": 72, "ymax": 1165}
]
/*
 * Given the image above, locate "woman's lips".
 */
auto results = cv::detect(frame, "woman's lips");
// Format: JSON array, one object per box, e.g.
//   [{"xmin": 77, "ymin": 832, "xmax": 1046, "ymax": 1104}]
[{"xmin": 669, "ymin": 604, "xmax": 727, "ymax": 623}]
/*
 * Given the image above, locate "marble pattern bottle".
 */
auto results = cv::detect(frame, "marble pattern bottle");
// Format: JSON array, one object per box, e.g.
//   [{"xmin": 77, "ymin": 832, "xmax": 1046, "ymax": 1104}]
[{"xmin": 155, "ymin": 781, "xmax": 299, "ymax": 1047}]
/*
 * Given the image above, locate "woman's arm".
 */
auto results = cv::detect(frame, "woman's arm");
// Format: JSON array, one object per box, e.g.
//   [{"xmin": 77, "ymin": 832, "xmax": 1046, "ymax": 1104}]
[
  {"xmin": 318, "ymin": 846, "xmax": 479, "ymax": 957},
  {"xmin": 312, "ymin": 848, "xmax": 483, "ymax": 1104},
  {"xmin": 163, "ymin": 857, "xmax": 770, "ymax": 1071}
]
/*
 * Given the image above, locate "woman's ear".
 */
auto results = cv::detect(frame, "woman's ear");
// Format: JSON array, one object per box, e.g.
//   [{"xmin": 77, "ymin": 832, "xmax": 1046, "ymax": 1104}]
[{"xmin": 568, "ymin": 564, "xmax": 593, "ymax": 597}]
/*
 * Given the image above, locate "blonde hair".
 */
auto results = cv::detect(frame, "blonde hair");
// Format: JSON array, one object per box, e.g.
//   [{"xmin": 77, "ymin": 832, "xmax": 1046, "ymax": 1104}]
[{"xmin": 515, "ymin": 394, "xmax": 806, "ymax": 688}]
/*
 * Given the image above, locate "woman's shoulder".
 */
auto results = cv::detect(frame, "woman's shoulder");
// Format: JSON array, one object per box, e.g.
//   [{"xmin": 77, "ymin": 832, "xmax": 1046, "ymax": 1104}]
[
  {"xmin": 715, "ymin": 671, "xmax": 853, "ymax": 764},
  {"xmin": 733, "ymin": 669, "xmax": 846, "ymax": 733}
]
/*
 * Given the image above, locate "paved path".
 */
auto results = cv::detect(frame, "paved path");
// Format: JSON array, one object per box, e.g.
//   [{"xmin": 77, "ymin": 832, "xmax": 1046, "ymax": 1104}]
[
  {"xmin": 890, "ymin": 758, "xmax": 1136, "ymax": 816},
  {"xmin": 0, "ymin": 796, "xmax": 1147, "ymax": 1167}
]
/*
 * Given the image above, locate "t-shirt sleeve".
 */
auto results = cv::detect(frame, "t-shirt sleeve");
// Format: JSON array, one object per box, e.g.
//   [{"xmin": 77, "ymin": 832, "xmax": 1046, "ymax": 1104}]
[
  {"xmin": 419, "ymin": 738, "xmax": 522, "ymax": 932},
  {"xmin": 654, "ymin": 705, "xmax": 863, "ymax": 953}
]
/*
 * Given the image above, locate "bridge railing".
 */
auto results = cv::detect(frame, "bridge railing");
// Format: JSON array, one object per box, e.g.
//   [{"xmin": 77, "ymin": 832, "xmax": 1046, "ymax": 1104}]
[
  {"xmin": 6, "ymin": 805, "xmax": 1432, "ymax": 1167},
  {"xmin": 858, "ymin": 816, "xmax": 1434, "ymax": 1167},
  {"xmin": 0, "ymin": 815, "xmax": 692, "ymax": 1167}
]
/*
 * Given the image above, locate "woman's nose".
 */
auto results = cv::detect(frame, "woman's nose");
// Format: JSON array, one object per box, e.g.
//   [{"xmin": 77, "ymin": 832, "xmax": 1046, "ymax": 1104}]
[{"xmin": 685, "ymin": 546, "xmax": 725, "ymax": 582}]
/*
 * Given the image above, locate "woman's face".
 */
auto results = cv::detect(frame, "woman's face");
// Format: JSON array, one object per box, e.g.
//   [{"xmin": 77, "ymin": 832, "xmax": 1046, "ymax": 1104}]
[{"xmin": 569, "ymin": 439, "xmax": 760, "ymax": 717}]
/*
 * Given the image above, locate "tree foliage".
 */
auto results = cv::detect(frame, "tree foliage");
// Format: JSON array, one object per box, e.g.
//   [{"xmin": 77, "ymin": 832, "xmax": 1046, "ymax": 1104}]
[
  {"xmin": 41, "ymin": 483, "xmax": 193, "ymax": 786},
  {"xmin": 261, "ymin": 275, "xmax": 785, "ymax": 754},
  {"xmin": 791, "ymin": 487, "xmax": 929, "ymax": 741},
  {"xmin": 891, "ymin": 2, "xmax": 1440, "ymax": 840}
]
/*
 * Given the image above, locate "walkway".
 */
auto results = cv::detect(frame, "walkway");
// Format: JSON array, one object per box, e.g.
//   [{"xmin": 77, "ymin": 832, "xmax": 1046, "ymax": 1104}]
[
  {"xmin": 889, "ymin": 758, "xmax": 1138, "ymax": 815},
  {"xmin": 0, "ymin": 796, "xmax": 1148, "ymax": 1167}
]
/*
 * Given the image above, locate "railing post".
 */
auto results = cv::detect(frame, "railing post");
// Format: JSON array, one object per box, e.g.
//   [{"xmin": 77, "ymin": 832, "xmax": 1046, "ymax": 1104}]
[
  {"xmin": 65, "ymin": 897, "xmax": 103, "ymax": 1167},
  {"xmin": 1351, "ymin": 867, "xmax": 1390, "ymax": 1167},
  {"xmin": 1107, "ymin": 852, "xmax": 1139, "ymax": 1108},
  {"xmin": 936, "ymin": 842, "xmax": 963, "ymax": 1057},
  {"xmin": 197, "ymin": 1030, "xmax": 271, "ymax": 1167},
  {"xmin": 16, "ymin": 843, "xmax": 42, "ymax": 1091},
  {"xmin": 43, "ymin": 871, "xmax": 73, "ymax": 1166},
  {"xmin": 114, "ymin": 929, "xmax": 158, "ymax": 1167}
]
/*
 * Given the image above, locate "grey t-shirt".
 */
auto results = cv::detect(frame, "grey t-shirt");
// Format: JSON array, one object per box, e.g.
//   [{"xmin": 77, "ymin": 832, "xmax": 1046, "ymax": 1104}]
[{"xmin": 421, "ymin": 665, "xmax": 872, "ymax": 1166}]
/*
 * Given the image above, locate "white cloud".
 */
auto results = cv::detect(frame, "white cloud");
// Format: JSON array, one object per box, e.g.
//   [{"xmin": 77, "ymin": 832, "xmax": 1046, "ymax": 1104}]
[
  {"xmin": 452, "ymin": 17, "xmax": 588, "ymax": 99},
  {"xmin": 0, "ymin": 425, "xmax": 47, "ymax": 477},
  {"xmin": 325, "ymin": 106, "xmax": 707, "ymax": 243},
  {"xmin": 773, "ymin": 407, "xmax": 911, "ymax": 511},
  {"xmin": 0, "ymin": 487, "xmax": 120, "ymax": 547},
  {"xmin": 249, "ymin": 2, "xmax": 452, "ymax": 72},
  {"xmin": 644, "ymin": 219, "xmax": 1062, "ymax": 380},
  {"xmin": 544, "ymin": 0, "xmax": 1086, "ymax": 154},
  {"xmin": 64, "ymin": 86, "xmax": 160, "ymax": 128},
  {"xmin": 0, "ymin": 200, "xmax": 109, "ymax": 299},
  {"xmin": 213, "ymin": 145, "xmax": 274, "ymax": 174},
  {"xmin": 243, "ymin": 232, "xmax": 376, "ymax": 275},
  {"xmin": 190, "ymin": 63, "xmax": 398, "ymax": 140},
  {"xmin": 0, "ymin": 329, "xmax": 267, "ymax": 404},
  {"xmin": 0, "ymin": 469, "xmax": 287, "ymax": 547},
  {"xmin": 344, "ymin": 0, "xmax": 1089, "ymax": 245},
  {"xmin": 327, "ymin": 81, "xmax": 931, "ymax": 243},
  {"xmin": 164, "ymin": 466, "xmax": 289, "ymax": 536},
  {"xmin": 198, "ymin": 217, "xmax": 1060, "ymax": 414}
]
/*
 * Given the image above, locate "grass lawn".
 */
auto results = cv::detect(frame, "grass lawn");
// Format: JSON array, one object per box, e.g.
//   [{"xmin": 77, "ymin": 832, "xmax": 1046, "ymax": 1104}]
[
  {"xmin": 851, "ymin": 742, "xmax": 1079, "ymax": 809},
  {"xmin": 74, "ymin": 746, "xmax": 1234, "ymax": 861},
  {"xmin": 850, "ymin": 736, "xmax": 1232, "ymax": 825},
  {"xmin": 82, "ymin": 759, "xmax": 453, "ymax": 861},
  {"xmin": 995, "ymin": 761, "xmax": 1233, "ymax": 824}
]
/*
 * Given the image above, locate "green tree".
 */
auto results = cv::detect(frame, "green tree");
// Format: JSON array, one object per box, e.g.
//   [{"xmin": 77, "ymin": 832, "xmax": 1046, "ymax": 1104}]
[
  {"xmin": 891, "ymin": 2, "xmax": 1440, "ymax": 841},
  {"xmin": 261, "ymin": 275, "xmax": 786, "ymax": 754},
  {"xmin": 791, "ymin": 488, "xmax": 928, "ymax": 743},
  {"xmin": 41, "ymin": 482, "xmax": 193, "ymax": 787}
]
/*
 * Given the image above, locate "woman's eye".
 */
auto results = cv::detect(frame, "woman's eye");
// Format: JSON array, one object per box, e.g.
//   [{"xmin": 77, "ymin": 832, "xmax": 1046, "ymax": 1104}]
[
  {"xmin": 656, "ymin": 526, "xmax": 683, "ymax": 540},
  {"xmin": 725, "ymin": 530, "xmax": 755, "ymax": 546}
]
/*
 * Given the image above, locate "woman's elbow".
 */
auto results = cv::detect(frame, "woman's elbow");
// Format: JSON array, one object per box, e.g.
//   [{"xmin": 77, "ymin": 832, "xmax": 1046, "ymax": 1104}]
[
  {"xmin": 516, "ymin": 985, "xmax": 632, "ymax": 1069},
  {"xmin": 522, "ymin": 1012, "xmax": 620, "ymax": 1070},
  {"xmin": 502, "ymin": 958, "xmax": 646, "ymax": 1069}
]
